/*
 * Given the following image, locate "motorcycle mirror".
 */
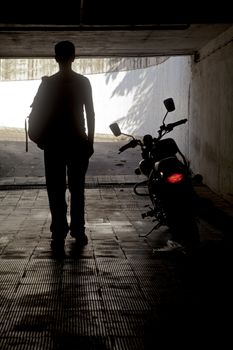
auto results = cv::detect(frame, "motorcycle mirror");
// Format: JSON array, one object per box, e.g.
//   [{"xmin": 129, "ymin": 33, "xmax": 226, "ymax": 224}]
[
  {"xmin": 163, "ymin": 98, "xmax": 175, "ymax": 112},
  {"xmin": 109, "ymin": 123, "xmax": 122, "ymax": 137}
]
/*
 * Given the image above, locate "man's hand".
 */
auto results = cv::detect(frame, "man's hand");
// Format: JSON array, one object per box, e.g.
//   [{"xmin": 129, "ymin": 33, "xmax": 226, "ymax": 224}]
[{"xmin": 87, "ymin": 140, "xmax": 94, "ymax": 158}]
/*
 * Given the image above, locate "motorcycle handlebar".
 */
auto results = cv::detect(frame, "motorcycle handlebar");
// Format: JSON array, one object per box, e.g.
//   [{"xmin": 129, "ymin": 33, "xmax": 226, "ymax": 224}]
[
  {"xmin": 118, "ymin": 139, "xmax": 139, "ymax": 153},
  {"xmin": 118, "ymin": 119, "xmax": 187, "ymax": 152},
  {"xmin": 166, "ymin": 118, "xmax": 187, "ymax": 131}
]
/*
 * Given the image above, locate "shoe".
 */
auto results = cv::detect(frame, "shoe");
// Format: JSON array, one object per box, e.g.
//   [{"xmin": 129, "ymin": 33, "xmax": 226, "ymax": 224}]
[
  {"xmin": 78, "ymin": 234, "xmax": 88, "ymax": 245},
  {"xmin": 50, "ymin": 239, "xmax": 65, "ymax": 259},
  {"xmin": 70, "ymin": 231, "xmax": 88, "ymax": 245},
  {"xmin": 51, "ymin": 238, "xmax": 65, "ymax": 250},
  {"xmin": 153, "ymin": 240, "xmax": 185, "ymax": 252}
]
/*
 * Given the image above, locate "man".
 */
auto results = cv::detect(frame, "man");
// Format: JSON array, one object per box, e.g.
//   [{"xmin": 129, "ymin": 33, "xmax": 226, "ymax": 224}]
[{"xmin": 29, "ymin": 40, "xmax": 95, "ymax": 248}]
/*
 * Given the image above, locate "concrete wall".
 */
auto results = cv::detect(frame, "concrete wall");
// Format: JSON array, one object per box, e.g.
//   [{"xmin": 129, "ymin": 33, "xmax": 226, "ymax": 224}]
[
  {"xmin": 0, "ymin": 56, "xmax": 191, "ymax": 151},
  {"xmin": 189, "ymin": 26, "xmax": 233, "ymax": 203},
  {"xmin": 111, "ymin": 56, "xmax": 191, "ymax": 156}
]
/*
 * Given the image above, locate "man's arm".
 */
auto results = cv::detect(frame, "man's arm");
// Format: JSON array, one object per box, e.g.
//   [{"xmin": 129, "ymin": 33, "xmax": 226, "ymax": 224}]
[{"xmin": 84, "ymin": 79, "xmax": 95, "ymax": 145}]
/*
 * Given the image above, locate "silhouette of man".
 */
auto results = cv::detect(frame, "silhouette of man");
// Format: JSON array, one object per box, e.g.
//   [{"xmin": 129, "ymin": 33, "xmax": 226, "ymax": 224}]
[{"xmin": 30, "ymin": 40, "xmax": 95, "ymax": 247}]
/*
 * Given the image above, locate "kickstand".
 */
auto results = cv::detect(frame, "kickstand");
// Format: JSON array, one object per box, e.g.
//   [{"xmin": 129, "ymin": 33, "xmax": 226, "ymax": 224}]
[{"xmin": 139, "ymin": 221, "xmax": 162, "ymax": 238}]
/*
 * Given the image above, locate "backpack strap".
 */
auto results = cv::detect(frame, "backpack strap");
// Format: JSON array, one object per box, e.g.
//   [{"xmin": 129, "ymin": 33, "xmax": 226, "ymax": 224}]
[{"xmin": 25, "ymin": 116, "xmax": 29, "ymax": 152}]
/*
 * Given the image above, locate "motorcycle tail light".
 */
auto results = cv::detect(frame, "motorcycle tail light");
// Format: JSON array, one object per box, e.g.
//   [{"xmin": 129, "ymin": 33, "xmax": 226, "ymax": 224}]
[{"xmin": 166, "ymin": 173, "xmax": 184, "ymax": 184}]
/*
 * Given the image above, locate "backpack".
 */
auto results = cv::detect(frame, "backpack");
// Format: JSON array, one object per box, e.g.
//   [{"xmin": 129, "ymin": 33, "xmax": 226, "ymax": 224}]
[{"xmin": 25, "ymin": 76, "xmax": 55, "ymax": 151}]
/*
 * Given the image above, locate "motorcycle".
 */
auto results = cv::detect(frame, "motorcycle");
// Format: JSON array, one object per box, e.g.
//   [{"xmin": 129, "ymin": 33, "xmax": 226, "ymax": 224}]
[{"xmin": 109, "ymin": 98, "xmax": 201, "ymax": 250}]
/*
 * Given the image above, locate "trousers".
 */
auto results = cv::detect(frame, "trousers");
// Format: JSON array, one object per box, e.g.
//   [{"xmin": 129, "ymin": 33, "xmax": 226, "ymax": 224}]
[{"xmin": 44, "ymin": 143, "xmax": 89, "ymax": 239}]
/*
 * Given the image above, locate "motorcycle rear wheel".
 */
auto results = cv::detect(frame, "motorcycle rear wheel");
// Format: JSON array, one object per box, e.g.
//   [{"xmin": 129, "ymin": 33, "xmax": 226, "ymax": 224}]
[
  {"xmin": 166, "ymin": 208, "xmax": 200, "ymax": 249},
  {"xmin": 149, "ymin": 190, "xmax": 200, "ymax": 247}
]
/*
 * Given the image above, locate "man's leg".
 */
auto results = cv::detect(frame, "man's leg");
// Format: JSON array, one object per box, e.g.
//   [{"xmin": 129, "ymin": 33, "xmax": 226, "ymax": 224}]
[
  {"xmin": 67, "ymin": 153, "xmax": 89, "ymax": 240},
  {"xmin": 44, "ymin": 148, "xmax": 69, "ymax": 241}
]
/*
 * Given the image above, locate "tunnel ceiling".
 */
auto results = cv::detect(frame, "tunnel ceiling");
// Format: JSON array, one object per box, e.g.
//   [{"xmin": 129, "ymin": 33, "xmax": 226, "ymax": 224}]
[{"xmin": 0, "ymin": 1, "xmax": 232, "ymax": 58}]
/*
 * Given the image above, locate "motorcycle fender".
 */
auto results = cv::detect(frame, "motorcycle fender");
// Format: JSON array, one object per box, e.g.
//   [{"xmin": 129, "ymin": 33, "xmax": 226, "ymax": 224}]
[{"xmin": 154, "ymin": 156, "xmax": 184, "ymax": 172}]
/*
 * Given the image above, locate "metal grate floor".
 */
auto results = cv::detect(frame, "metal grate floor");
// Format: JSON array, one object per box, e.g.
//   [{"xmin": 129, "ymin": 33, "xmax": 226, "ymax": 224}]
[{"xmin": 0, "ymin": 188, "xmax": 230, "ymax": 349}]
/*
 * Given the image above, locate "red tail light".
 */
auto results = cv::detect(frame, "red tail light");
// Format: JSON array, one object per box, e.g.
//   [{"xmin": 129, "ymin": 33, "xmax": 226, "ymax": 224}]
[{"xmin": 166, "ymin": 173, "xmax": 184, "ymax": 184}]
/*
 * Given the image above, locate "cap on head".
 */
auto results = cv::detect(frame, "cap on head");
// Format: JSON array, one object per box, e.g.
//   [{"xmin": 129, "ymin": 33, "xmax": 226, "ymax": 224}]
[{"xmin": 55, "ymin": 40, "xmax": 75, "ymax": 62}]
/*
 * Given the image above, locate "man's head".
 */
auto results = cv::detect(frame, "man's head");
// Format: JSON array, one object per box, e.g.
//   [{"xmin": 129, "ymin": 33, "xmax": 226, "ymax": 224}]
[{"xmin": 55, "ymin": 40, "xmax": 75, "ymax": 63}]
